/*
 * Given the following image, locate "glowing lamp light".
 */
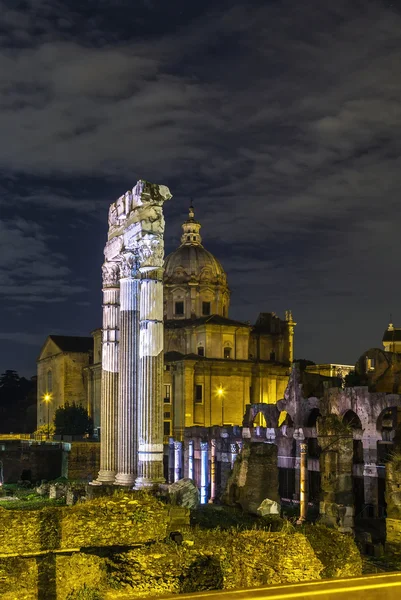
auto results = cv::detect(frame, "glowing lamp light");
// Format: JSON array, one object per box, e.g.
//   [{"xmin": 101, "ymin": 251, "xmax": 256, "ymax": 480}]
[
  {"xmin": 43, "ymin": 393, "xmax": 51, "ymax": 403},
  {"xmin": 217, "ymin": 386, "xmax": 224, "ymax": 397}
]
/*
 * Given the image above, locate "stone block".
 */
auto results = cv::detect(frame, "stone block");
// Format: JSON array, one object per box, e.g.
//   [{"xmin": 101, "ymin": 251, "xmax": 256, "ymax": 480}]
[
  {"xmin": 168, "ymin": 478, "xmax": 200, "ymax": 509},
  {"xmin": 257, "ymin": 498, "xmax": 281, "ymax": 516}
]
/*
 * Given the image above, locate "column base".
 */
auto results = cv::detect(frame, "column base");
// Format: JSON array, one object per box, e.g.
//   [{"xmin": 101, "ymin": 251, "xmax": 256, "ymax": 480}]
[
  {"xmin": 134, "ymin": 476, "xmax": 165, "ymax": 489},
  {"xmin": 114, "ymin": 473, "xmax": 137, "ymax": 487},
  {"xmin": 93, "ymin": 470, "xmax": 117, "ymax": 485}
]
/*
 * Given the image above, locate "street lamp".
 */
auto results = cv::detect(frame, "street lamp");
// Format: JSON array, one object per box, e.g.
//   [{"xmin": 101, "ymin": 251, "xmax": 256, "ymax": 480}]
[{"xmin": 43, "ymin": 393, "xmax": 51, "ymax": 439}]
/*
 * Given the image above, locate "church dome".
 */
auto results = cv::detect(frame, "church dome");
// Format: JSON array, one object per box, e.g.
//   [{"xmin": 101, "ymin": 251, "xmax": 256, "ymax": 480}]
[
  {"xmin": 163, "ymin": 205, "xmax": 230, "ymax": 320},
  {"xmin": 164, "ymin": 206, "xmax": 227, "ymax": 286}
]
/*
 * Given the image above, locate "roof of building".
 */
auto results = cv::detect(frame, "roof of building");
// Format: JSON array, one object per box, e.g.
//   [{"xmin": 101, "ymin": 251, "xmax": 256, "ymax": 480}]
[
  {"xmin": 48, "ymin": 335, "xmax": 93, "ymax": 353},
  {"xmin": 165, "ymin": 315, "xmax": 250, "ymax": 330},
  {"xmin": 163, "ymin": 206, "xmax": 228, "ymax": 286},
  {"xmin": 382, "ymin": 327, "xmax": 401, "ymax": 342}
]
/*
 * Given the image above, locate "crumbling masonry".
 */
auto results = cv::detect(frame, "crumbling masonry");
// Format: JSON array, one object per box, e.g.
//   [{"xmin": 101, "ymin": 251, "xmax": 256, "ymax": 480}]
[{"xmin": 94, "ymin": 180, "xmax": 172, "ymax": 487}]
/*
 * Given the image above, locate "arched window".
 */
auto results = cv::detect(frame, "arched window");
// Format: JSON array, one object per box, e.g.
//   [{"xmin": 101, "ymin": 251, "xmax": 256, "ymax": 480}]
[
  {"xmin": 47, "ymin": 370, "xmax": 52, "ymax": 393},
  {"xmin": 343, "ymin": 410, "xmax": 362, "ymax": 430}
]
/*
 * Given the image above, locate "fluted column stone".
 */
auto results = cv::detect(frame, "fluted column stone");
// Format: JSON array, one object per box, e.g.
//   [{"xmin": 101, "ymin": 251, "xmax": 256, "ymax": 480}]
[
  {"xmin": 135, "ymin": 268, "xmax": 165, "ymax": 487},
  {"xmin": 114, "ymin": 252, "xmax": 140, "ymax": 486},
  {"xmin": 96, "ymin": 262, "xmax": 120, "ymax": 484}
]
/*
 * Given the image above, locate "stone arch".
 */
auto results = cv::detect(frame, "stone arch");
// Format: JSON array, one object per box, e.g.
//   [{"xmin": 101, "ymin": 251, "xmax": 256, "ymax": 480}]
[
  {"xmin": 278, "ymin": 410, "xmax": 293, "ymax": 427},
  {"xmin": 244, "ymin": 403, "xmax": 280, "ymax": 428},
  {"xmin": 343, "ymin": 410, "xmax": 362, "ymax": 430}
]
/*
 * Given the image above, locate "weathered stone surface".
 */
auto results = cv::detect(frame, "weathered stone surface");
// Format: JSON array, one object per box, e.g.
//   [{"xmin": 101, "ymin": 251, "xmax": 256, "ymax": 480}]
[
  {"xmin": 386, "ymin": 453, "xmax": 401, "ymax": 520},
  {"xmin": 257, "ymin": 498, "xmax": 281, "ymax": 516},
  {"xmin": 168, "ymin": 478, "xmax": 200, "ymax": 509},
  {"xmin": 97, "ymin": 179, "xmax": 172, "ymax": 487},
  {"xmin": 223, "ymin": 441, "xmax": 279, "ymax": 514},
  {"xmin": 49, "ymin": 483, "xmax": 68, "ymax": 499},
  {"xmin": 317, "ymin": 414, "xmax": 354, "ymax": 532}
]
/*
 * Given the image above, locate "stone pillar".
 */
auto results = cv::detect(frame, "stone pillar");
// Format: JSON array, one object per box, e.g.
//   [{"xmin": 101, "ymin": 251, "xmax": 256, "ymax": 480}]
[
  {"xmin": 114, "ymin": 253, "xmax": 140, "ymax": 487},
  {"xmin": 174, "ymin": 441, "xmax": 183, "ymax": 482},
  {"xmin": 297, "ymin": 441, "xmax": 308, "ymax": 523},
  {"xmin": 200, "ymin": 441, "xmax": 209, "ymax": 504},
  {"xmin": 95, "ymin": 262, "xmax": 120, "ymax": 484},
  {"xmin": 188, "ymin": 440, "xmax": 194, "ymax": 480},
  {"xmin": 209, "ymin": 438, "xmax": 216, "ymax": 502},
  {"xmin": 168, "ymin": 438, "xmax": 175, "ymax": 484},
  {"xmin": 136, "ymin": 268, "xmax": 165, "ymax": 487}
]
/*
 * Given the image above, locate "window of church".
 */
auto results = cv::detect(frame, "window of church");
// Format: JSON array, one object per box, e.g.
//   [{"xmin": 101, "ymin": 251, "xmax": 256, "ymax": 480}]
[
  {"xmin": 224, "ymin": 347, "xmax": 232, "ymax": 359},
  {"xmin": 202, "ymin": 301, "xmax": 211, "ymax": 316},
  {"xmin": 195, "ymin": 384, "xmax": 203, "ymax": 403},
  {"xmin": 175, "ymin": 301, "xmax": 184, "ymax": 315},
  {"xmin": 47, "ymin": 370, "xmax": 52, "ymax": 393},
  {"xmin": 198, "ymin": 346, "xmax": 205, "ymax": 357},
  {"xmin": 366, "ymin": 357, "xmax": 375, "ymax": 371},
  {"xmin": 164, "ymin": 384, "xmax": 171, "ymax": 403},
  {"xmin": 163, "ymin": 421, "xmax": 171, "ymax": 436}
]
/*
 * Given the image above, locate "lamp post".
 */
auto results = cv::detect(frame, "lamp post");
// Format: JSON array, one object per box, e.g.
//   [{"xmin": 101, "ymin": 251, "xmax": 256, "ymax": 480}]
[{"xmin": 43, "ymin": 394, "xmax": 51, "ymax": 439}]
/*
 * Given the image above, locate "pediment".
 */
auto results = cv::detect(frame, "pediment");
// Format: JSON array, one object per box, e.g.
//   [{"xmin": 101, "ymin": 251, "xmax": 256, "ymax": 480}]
[{"xmin": 37, "ymin": 337, "xmax": 62, "ymax": 361}]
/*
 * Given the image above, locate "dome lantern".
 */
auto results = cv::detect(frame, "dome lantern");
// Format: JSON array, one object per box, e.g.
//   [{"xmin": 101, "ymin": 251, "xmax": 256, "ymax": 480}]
[
  {"xmin": 180, "ymin": 204, "xmax": 202, "ymax": 246},
  {"xmin": 163, "ymin": 205, "xmax": 231, "ymax": 320}
]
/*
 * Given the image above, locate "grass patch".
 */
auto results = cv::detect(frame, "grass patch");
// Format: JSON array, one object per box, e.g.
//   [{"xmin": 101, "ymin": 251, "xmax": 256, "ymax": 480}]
[
  {"xmin": 0, "ymin": 495, "xmax": 65, "ymax": 510},
  {"xmin": 190, "ymin": 504, "xmax": 288, "ymax": 532}
]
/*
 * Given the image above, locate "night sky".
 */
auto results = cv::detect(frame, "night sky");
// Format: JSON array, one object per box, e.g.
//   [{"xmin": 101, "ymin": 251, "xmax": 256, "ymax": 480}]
[{"xmin": 1, "ymin": 0, "xmax": 401, "ymax": 377}]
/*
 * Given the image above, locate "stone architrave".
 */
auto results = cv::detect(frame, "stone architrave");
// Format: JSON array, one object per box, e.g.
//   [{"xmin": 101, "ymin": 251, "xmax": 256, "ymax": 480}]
[
  {"xmin": 96, "ymin": 180, "xmax": 172, "ymax": 487},
  {"xmin": 95, "ymin": 261, "xmax": 120, "ymax": 483}
]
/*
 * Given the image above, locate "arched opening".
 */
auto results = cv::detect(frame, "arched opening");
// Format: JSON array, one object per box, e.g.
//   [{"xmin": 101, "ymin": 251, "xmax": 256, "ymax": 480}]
[
  {"xmin": 377, "ymin": 407, "xmax": 398, "ymax": 466},
  {"xmin": 278, "ymin": 411, "xmax": 293, "ymax": 427},
  {"xmin": 253, "ymin": 412, "xmax": 267, "ymax": 427},
  {"xmin": 343, "ymin": 410, "xmax": 362, "ymax": 430},
  {"xmin": 306, "ymin": 408, "xmax": 321, "ymax": 427}
]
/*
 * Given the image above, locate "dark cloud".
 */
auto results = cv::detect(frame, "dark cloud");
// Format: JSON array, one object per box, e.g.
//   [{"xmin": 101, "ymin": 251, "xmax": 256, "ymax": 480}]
[{"xmin": 0, "ymin": 0, "xmax": 400, "ymax": 375}]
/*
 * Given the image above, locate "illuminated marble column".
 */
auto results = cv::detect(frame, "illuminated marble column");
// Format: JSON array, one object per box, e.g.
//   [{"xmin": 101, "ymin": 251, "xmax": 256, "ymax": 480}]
[
  {"xmin": 297, "ymin": 442, "xmax": 308, "ymax": 523},
  {"xmin": 200, "ymin": 441, "xmax": 209, "ymax": 504},
  {"xmin": 95, "ymin": 262, "xmax": 120, "ymax": 484},
  {"xmin": 114, "ymin": 252, "xmax": 140, "ymax": 486},
  {"xmin": 188, "ymin": 440, "xmax": 194, "ymax": 480},
  {"xmin": 230, "ymin": 442, "xmax": 239, "ymax": 469},
  {"xmin": 136, "ymin": 266, "xmax": 165, "ymax": 487},
  {"xmin": 209, "ymin": 438, "xmax": 216, "ymax": 502},
  {"xmin": 174, "ymin": 441, "xmax": 183, "ymax": 482}
]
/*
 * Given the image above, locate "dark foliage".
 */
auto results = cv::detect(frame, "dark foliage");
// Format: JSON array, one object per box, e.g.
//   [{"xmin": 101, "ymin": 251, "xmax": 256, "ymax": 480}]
[
  {"xmin": 0, "ymin": 370, "xmax": 37, "ymax": 433},
  {"xmin": 54, "ymin": 402, "xmax": 93, "ymax": 436}
]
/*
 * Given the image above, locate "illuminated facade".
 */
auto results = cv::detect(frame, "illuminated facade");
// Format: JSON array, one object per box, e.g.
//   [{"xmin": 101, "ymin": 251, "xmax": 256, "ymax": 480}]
[
  {"xmin": 37, "ymin": 205, "xmax": 295, "ymax": 445},
  {"xmin": 159, "ymin": 206, "xmax": 294, "ymax": 440}
]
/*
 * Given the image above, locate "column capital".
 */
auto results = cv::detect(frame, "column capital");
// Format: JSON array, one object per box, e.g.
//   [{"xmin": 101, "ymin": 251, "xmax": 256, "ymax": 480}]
[
  {"xmin": 102, "ymin": 261, "xmax": 120, "ymax": 288},
  {"xmin": 119, "ymin": 251, "xmax": 140, "ymax": 279},
  {"xmin": 137, "ymin": 234, "xmax": 164, "ymax": 272}
]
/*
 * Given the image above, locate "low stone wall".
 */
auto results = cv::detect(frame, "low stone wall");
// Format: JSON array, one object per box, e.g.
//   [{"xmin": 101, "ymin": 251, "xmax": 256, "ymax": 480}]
[
  {"xmin": 386, "ymin": 518, "xmax": 401, "ymax": 554},
  {"xmin": 65, "ymin": 441, "xmax": 100, "ymax": 481},
  {"xmin": 0, "ymin": 493, "xmax": 176, "ymax": 555},
  {"xmin": 0, "ymin": 494, "xmax": 363, "ymax": 599}
]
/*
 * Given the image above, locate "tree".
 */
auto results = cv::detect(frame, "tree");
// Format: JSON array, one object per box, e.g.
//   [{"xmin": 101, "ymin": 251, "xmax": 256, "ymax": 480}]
[
  {"xmin": 0, "ymin": 370, "xmax": 36, "ymax": 433},
  {"xmin": 54, "ymin": 403, "xmax": 93, "ymax": 436},
  {"xmin": 294, "ymin": 359, "xmax": 316, "ymax": 372},
  {"xmin": 344, "ymin": 370, "xmax": 362, "ymax": 387}
]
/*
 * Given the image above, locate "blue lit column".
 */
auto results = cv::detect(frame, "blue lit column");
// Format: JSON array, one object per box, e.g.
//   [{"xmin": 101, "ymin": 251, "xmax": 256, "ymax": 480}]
[{"xmin": 200, "ymin": 441, "xmax": 209, "ymax": 504}]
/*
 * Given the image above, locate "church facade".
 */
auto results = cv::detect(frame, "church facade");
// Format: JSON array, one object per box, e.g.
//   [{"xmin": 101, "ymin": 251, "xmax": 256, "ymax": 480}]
[{"xmin": 37, "ymin": 207, "xmax": 295, "ymax": 438}]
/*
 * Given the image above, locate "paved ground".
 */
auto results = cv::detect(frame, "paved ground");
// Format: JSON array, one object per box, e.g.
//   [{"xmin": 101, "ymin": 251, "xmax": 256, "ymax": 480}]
[{"xmin": 160, "ymin": 572, "xmax": 401, "ymax": 600}]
